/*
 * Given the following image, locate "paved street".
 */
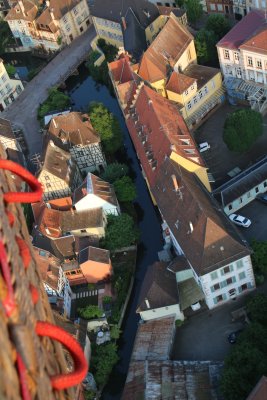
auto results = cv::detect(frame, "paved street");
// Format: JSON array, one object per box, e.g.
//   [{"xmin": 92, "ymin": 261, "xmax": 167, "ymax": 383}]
[
  {"xmin": 2, "ymin": 26, "xmax": 95, "ymax": 159},
  {"xmin": 172, "ymin": 283, "xmax": 267, "ymax": 361},
  {"xmin": 235, "ymin": 200, "xmax": 267, "ymax": 243}
]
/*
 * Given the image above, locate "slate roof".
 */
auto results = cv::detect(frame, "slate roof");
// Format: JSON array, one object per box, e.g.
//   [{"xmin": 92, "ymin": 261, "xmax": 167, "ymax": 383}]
[
  {"xmin": 217, "ymin": 10, "xmax": 267, "ymax": 50},
  {"xmin": 157, "ymin": 5, "xmax": 186, "ymax": 18},
  {"xmin": 182, "ymin": 64, "xmax": 220, "ymax": 91},
  {"xmin": 32, "ymin": 232, "xmax": 77, "ymax": 260},
  {"xmin": 138, "ymin": 14, "xmax": 193, "ymax": 82},
  {"xmin": 136, "ymin": 261, "xmax": 179, "ymax": 312},
  {"xmin": 123, "ymin": 7, "xmax": 148, "ymax": 61},
  {"xmin": 48, "ymin": 112, "xmax": 100, "ymax": 148},
  {"xmin": 90, "ymin": 0, "xmax": 159, "ymax": 27},
  {"xmin": 73, "ymin": 172, "xmax": 119, "ymax": 207},
  {"xmin": 131, "ymin": 316, "xmax": 175, "ymax": 361},
  {"xmin": 213, "ymin": 156, "xmax": 267, "ymax": 207},
  {"xmin": 152, "ymin": 158, "xmax": 251, "ymax": 276},
  {"xmin": 122, "ymin": 360, "xmax": 224, "ymax": 400}
]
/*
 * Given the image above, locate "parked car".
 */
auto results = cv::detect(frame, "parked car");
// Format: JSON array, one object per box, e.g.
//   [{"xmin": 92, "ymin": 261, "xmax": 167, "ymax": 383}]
[
  {"xmin": 256, "ymin": 193, "xmax": 267, "ymax": 204},
  {"xmin": 199, "ymin": 142, "xmax": 210, "ymax": 152},
  {"xmin": 229, "ymin": 213, "xmax": 251, "ymax": 228},
  {"xmin": 228, "ymin": 329, "xmax": 243, "ymax": 344}
]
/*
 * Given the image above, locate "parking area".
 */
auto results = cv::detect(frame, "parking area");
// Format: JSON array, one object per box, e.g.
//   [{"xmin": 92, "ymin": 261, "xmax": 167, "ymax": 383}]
[
  {"xmin": 194, "ymin": 103, "xmax": 267, "ymax": 188},
  {"xmin": 234, "ymin": 200, "xmax": 267, "ymax": 243},
  {"xmin": 172, "ymin": 294, "xmax": 248, "ymax": 361}
]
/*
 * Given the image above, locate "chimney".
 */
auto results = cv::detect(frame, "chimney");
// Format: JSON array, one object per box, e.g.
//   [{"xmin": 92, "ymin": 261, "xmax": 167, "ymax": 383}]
[
  {"xmin": 18, "ymin": 0, "xmax": 25, "ymax": 15},
  {"xmin": 50, "ymin": 7, "xmax": 55, "ymax": 20},
  {"xmin": 148, "ymin": 99, "xmax": 153, "ymax": 106},
  {"xmin": 145, "ymin": 298, "xmax": 150, "ymax": 309},
  {"xmin": 52, "ymin": 119, "xmax": 57, "ymax": 128},
  {"xmin": 171, "ymin": 174, "xmax": 179, "ymax": 192},
  {"xmin": 189, "ymin": 221, "xmax": 193, "ymax": 233},
  {"xmin": 46, "ymin": 0, "xmax": 50, "ymax": 6},
  {"xmin": 121, "ymin": 16, "xmax": 127, "ymax": 30}
]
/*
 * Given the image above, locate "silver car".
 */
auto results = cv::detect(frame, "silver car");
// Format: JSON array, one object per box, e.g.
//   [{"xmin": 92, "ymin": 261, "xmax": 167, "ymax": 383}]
[{"xmin": 229, "ymin": 213, "xmax": 251, "ymax": 228}]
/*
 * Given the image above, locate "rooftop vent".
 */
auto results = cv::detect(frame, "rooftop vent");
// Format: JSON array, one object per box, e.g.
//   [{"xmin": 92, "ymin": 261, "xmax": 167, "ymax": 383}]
[{"xmin": 171, "ymin": 174, "xmax": 179, "ymax": 192}]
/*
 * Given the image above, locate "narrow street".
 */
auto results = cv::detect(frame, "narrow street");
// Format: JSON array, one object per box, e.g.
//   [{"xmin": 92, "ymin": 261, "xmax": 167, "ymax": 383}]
[{"xmin": 2, "ymin": 27, "xmax": 95, "ymax": 158}]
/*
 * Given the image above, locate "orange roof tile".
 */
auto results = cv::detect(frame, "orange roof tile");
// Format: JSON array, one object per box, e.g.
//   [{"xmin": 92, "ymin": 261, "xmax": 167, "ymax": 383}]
[
  {"xmin": 5, "ymin": 0, "xmax": 38, "ymax": 21},
  {"xmin": 138, "ymin": 15, "xmax": 193, "ymax": 83},
  {"xmin": 240, "ymin": 27, "xmax": 267, "ymax": 55},
  {"xmin": 166, "ymin": 71, "xmax": 195, "ymax": 94}
]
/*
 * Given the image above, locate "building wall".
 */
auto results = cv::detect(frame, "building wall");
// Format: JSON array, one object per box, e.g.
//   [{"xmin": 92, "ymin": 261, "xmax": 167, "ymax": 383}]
[
  {"xmin": 0, "ymin": 61, "xmax": 23, "ymax": 111},
  {"xmin": 92, "ymin": 16, "xmax": 123, "ymax": 47},
  {"xmin": 145, "ymin": 15, "xmax": 167, "ymax": 45},
  {"xmin": 38, "ymin": 169, "xmax": 71, "ymax": 201},
  {"xmin": 75, "ymin": 193, "xmax": 120, "ymax": 216},
  {"xmin": 59, "ymin": 0, "xmax": 90, "ymax": 44},
  {"xmin": 69, "ymin": 225, "xmax": 106, "ymax": 238},
  {"xmin": 200, "ymin": 255, "xmax": 255, "ymax": 309},
  {"xmin": 207, "ymin": 0, "xmax": 233, "ymax": 14},
  {"xmin": 170, "ymin": 151, "xmax": 211, "ymax": 192},
  {"xmin": 223, "ymin": 180, "xmax": 267, "ymax": 215},
  {"xmin": 174, "ymin": 40, "xmax": 197, "ymax": 72},
  {"xmin": 139, "ymin": 304, "xmax": 184, "ymax": 321}
]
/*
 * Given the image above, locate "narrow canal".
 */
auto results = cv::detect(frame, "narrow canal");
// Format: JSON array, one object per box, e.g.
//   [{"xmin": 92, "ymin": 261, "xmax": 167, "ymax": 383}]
[{"xmin": 65, "ymin": 64, "xmax": 164, "ymax": 399}]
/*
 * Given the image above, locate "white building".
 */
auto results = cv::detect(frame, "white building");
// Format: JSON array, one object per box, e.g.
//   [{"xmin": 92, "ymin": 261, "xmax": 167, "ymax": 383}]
[
  {"xmin": 73, "ymin": 172, "xmax": 120, "ymax": 216},
  {"xmin": 47, "ymin": 112, "xmax": 106, "ymax": 174},
  {"xmin": 217, "ymin": 10, "xmax": 267, "ymax": 113},
  {"xmin": 0, "ymin": 60, "xmax": 23, "ymax": 111},
  {"xmin": 5, "ymin": 0, "xmax": 91, "ymax": 52},
  {"xmin": 152, "ymin": 158, "xmax": 255, "ymax": 310},
  {"xmin": 213, "ymin": 156, "xmax": 267, "ymax": 215}
]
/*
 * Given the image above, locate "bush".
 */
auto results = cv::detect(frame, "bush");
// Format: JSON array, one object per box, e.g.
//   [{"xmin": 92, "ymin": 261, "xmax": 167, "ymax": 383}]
[
  {"xmin": 5, "ymin": 63, "xmax": 16, "ymax": 77},
  {"xmin": 101, "ymin": 213, "xmax": 139, "ymax": 251},
  {"xmin": 246, "ymin": 293, "xmax": 267, "ymax": 326},
  {"xmin": 113, "ymin": 176, "xmax": 136, "ymax": 202},
  {"xmin": 38, "ymin": 87, "xmax": 70, "ymax": 120},
  {"xmin": 100, "ymin": 163, "xmax": 129, "ymax": 183},
  {"xmin": 89, "ymin": 102, "xmax": 123, "ymax": 155},
  {"xmin": 206, "ymin": 14, "xmax": 231, "ymax": 37},
  {"xmin": 251, "ymin": 240, "xmax": 267, "ymax": 276},
  {"xmin": 91, "ymin": 342, "xmax": 119, "ymax": 387},
  {"xmin": 78, "ymin": 305, "xmax": 103, "ymax": 320},
  {"xmin": 195, "ymin": 29, "xmax": 218, "ymax": 65},
  {"xmin": 97, "ymin": 38, "xmax": 118, "ymax": 62},
  {"xmin": 185, "ymin": 0, "xmax": 203, "ymax": 26},
  {"xmin": 223, "ymin": 109, "xmax": 263, "ymax": 153},
  {"xmin": 175, "ymin": 319, "xmax": 184, "ymax": 327}
]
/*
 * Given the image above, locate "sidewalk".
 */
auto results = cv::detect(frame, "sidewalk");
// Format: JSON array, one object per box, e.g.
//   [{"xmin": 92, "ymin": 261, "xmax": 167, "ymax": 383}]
[{"xmin": 2, "ymin": 27, "xmax": 96, "ymax": 159}]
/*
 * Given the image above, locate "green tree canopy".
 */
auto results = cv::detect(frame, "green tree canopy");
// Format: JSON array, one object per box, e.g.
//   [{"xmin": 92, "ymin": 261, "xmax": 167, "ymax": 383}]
[
  {"xmin": 100, "ymin": 163, "xmax": 129, "ymax": 183},
  {"xmin": 175, "ymin": 0, "xmax": 185, "ymax": 7},
  {"xmin": 78, "ymin": 305, "xmax": 103, "ymax": 320},
  {"xmin": 89, "ymin": 102, "xmax": 123, "ymax": 155},
  {"xmin": 38, "ymin": 87, "xmax": 70, "ymax": 120},
  {"xmin": 223, "ymin": 109, "xmax": 263, "ymax": 153},
  {"xmin": 101, "ymin": 213, "xmax": 139, "ymax": 251},
  {"xmin": 0, "ymin": 20, "xmax": 13, "ymax": 55},
  {"xmin": 5, "ymin": 63, "xmax": 16, "ymax": 77},
  {"xmin": 205, "ymin": 14, "xmax": 231, "ymax": 38},
  {"xmin": 91, "ymin": 342, "xmax": 119, "ymax": 387},
  {"xmin": 97, "ymin": 38, "xmax": 118, "ymax": 62},
  {"xmin": 185, "ymin": 0, "xmax": 203, "ymax": 25},
  {"xmin": 110, "ymin": 324, "xmax": 121, "ymax": 340},
  {"xmin": 251, "ymin": 240, "xmax": 267, "ymax": 276},
  {"xmin": 195, "ymin": 29, "xmax": 218, "ymax": 65},
  {"xmin": 113, "ymin": 176, "xmax": 136, "ymax": 202},
  {"xmin": 247, "ymin": 293, "xmax": 267, "ymax": 326}
]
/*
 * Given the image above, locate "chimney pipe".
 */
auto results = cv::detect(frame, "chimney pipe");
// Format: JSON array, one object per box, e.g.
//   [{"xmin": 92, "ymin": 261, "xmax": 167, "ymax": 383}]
[
  {"xmin": 18, "ymin": 0, "xmax": 25, "ymax": 15},
  {"xmin": 171, "ymin": 174, "xmax": 179, "ymax": 192},
  {"xmin": 145, "ymin": 298, "xmax": 150, "ymax": 309},
  {"xmin": 121, "ymin": 16, "xmax": 126, "ymax": 30}
]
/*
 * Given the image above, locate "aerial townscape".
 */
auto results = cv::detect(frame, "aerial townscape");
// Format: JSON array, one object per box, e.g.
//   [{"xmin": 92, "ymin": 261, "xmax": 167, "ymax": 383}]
[{"xmin": 1, "ymin": 0, "xmax": 267, "ymax": 399}]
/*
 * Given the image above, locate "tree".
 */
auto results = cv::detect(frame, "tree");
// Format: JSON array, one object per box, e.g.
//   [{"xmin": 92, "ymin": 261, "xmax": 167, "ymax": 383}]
[
  {"xmin": 175, "ymin": 0, "xmax": 185, "ymax": 7},
  {"xmin": 101, "ymin": 213, "xmax": 139, "ymax": 251},
  {"xmin": 0, "ymin": 20, "xmax": 13, "ymax": 56},
  {"xmin": 38, "ymin": 87, "xmax": 70, "ymax": 120},
  {"xmin": 185, "ymin": 0, "xmax": 203, "ymax": 26},
  {"xmin": 223, "ymin": 109, "xmax": 263, "ymax": 153},
  {"xmin": 91, "ymin": 342, "xmax": 119, "ymax": 387},
  {"xmin": 251, "ymin": 240, "xmax": 267, "ymax": 276},
  {"xmin": 78, "ymin": 305, "xmax": 103, "ymax": 320},
  {"xmin": 246, "ymin": 294, "xmax": 267, "ymax": 326},
  {"xmin": 97, "ymin": 38, "xmax": 118, "ymax": 62},
  {"xmin": 195, "ymin": 29, "xmax": 218, "ymax": 65},
  {"xmin": 89, "ymin": 102, "xmax": 123, "ymax": 154},
  {"xmin": 205, "ymin": 14, "xmax": 231, "ymax": 38},
  {"xmin": 5, "ymin": 64, "xmax": 16, "ymax": 77},
  {"xmin": 100, "ymin": 163, "xmax": 129, "ymax": 183},
  {"xmin": 113, "ymin": 176, "xmax": 136, "ymax": 202},
  {"xmin": 110, "ymin": 324, "xmax": 121, "ymax": 340}
]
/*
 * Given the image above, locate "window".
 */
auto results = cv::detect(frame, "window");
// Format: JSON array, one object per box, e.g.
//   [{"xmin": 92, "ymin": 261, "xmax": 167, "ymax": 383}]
[
  {"xmin": 247, "ymin": 191, "xmax": 251, "ymax": 198},
  {"xmin": 2, "ymin": 74, "xmax": 7, "ymax": 82},
  {"xmin": 210, "ymin": 3, "xmax": 216, "ymax": 10},
  {"xmin": 256, "ymin": 60, "xmax": 262, "ymax": 69},
  {"xmin": 73, "ymin": 7, "xmax": 78, "ymax": 15},
  {"xmin": 228, "ymin": 204, "xmax": 233, "ymax": 211},
  {"xmin": 226, "ymin": 276, "xmax": 236, "ymax": 285},
  {"xmin": 149, "ymin": 24, "xmax": 154, "ymax": 32},
  {"xmin": 211, "ymin": 283, "xmax": 220, "ymax": 292},
  {"xmin": 221, "ymin": 265, "xmax": 234, "ymax": 276},
  {"xmin": 39, "ymin": 250, "xmax": 46, "ymax": 257},
  {"xmin": 236, "ymin": 67, "xmax": 241, "ymax": 77},
  {"xmin": 264, "ymin": 181, "xmax": 267, "ymax": 187},
  {"xmin": 80, "ymin": 26, "xmax": 84, "ymax": 33},
  {"xmin": 185, "ymin": 90, "xmax": 188, "ymax": 95},
  {"xmin": 187, "ymin": 101, "xmax": 192, "ymax": 110},
  {"xmin": 46, "ymin": 183, "xmax": 51, "ymax": 188},
  {"xmin": 81, "ymin": 229, "xmax": 87, "ymax": 233},
  {"xmin": 240, "ymin": 283, "xmax": 248, "ymax": 292},
  {"xmin": 210, "ymin": 271, "xmax": 218, "ymax": 280},
  {"xmin": 234, "ymin": 52, "xmax": 239, "ymax": 61},
  {"xmin": 217, "ymin": 4, "xmax": 223, "ymax": 10},
  {"xmin": 191, "ymin": 85, "xmax": 194, "ymax": 91},
  {"xmin": 199, "ymin": 90, "xmax": 203, "ymax": 99},
  {"xmin": 204, "ymin": 86, "xmax": 208, "ymax": 94},
  {"xmin": 193, "ymin": 96, "xmax": 197, "ymax": 104},
  {"xmin": 224, "ymin": 49, "xmax": 230, "ymax": 59},
  {"xmin": 187, "ymin": 49, "xmax": 191, "ymax": 62},
  {"xmin": 255, "ymin": 187, "xmax": 259, "ymax": 193},
  {"xmin": 239, "ymin": 197, "xmax": 243, "ymax": 204},
  {"xmin": 239, "ymin": 271, "xmax": 246, "ymax": 280},
  {"xmin": 63, "ymin": 16, "xmax": 67, "ymax": 23},
  {"xmin": 247, "ymin": 57, "xmax": 253, "ymax": 67},
  {"xmin": 216, "ymin": 294, "xmax": 223, "ymax": 302}
]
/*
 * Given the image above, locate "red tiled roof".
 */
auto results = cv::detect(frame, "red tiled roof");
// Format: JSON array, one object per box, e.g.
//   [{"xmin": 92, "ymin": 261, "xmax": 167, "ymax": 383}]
[
  {"xmin": 109, "ymin": 56, "xmax": 133, "ymax": 83},
  {"xmin": 217, "ymin": 10, "xmax": 267, "ymax": 50},
  {"xmin": 166, "ymin": 71, "xmax": 195, "ymax": 94},
  {"xmin": 126, "ymin": 84, "xmax": 203, "ymax": 187},
  {"xmin": 240, "ymin": 28, "xmax": 267, "ymax": 55},
  {"xmin": 247, "ymin": 376, "xmax": 267, "ymax": 400},
  {"xmin": 138, "ymin": 15, "xmax": 193, "ymax": 82}
]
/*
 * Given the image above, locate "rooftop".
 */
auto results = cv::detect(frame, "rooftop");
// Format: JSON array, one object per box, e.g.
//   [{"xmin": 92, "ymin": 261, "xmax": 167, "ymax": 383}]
[
  {"xmin": 247, "ymin": 376, "xmax": 267, "ymax": 400},
  {"xmin": 79, "ymin": 246, "xmax": 110, "ymax": 265},
  {"xmin": 131, "ymin": 316, "xmax": 175, "ymax": 361},
  {"xmin": 0, "ymin": 118, "xmax": 16, "ymax": 140}
]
